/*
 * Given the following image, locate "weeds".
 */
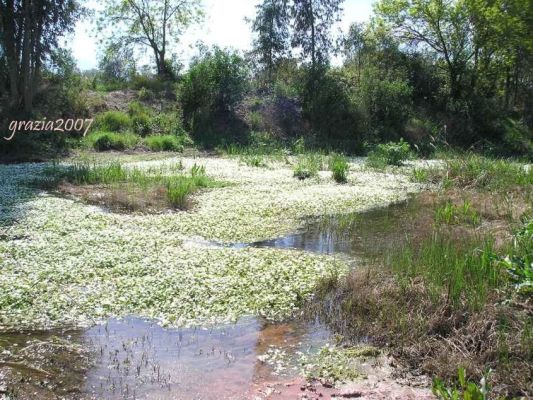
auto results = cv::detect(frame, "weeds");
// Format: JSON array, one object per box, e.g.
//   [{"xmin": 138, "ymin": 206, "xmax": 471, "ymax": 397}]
[
  {"xmin": 435, "ymin": 201, "xmax": 481, "ymax": 226},
  {"xmin": 144, "ymin": 135, "xmax": 184, "ymax": 152},
  {"xmin": 95, "ymin": 111, "xmax": 132, "ymax": 132},
  {"xmin": 432, "ymin": 367, "xmax": 490, "ymax": 400},
  {"xmin": 367, "ymin": 138, "xmax": 411, "ymax": 168},
  {"xmin": 329, "ymin": 153, "xmax": 349, "ymax": 183},
  {"xmin": 293, "ymin": 153, "xmax": 321, "ymax": 180},
  {"xmin": 83, "ymin": 131, "xmax": 138, "ymax": 151},
  {"xmin": 42, "ymin": 162, "xmax": 223, "ymax": 211}
]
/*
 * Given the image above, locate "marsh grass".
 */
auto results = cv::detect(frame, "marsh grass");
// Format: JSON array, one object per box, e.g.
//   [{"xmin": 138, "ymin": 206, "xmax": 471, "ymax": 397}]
[
  {"xmin": 329, "ymin": 153, "xmax": 349, "ymax": 183},
  {"xmin": 43, "ymin": 162, "xmax": 223, "ymax": 211},
  {"xmin": 412, "ymin": 153, "xmax": 533, "ymax": 190},
  {"xmin": 293, "ymin": 153, "xmax": 322, "ymax": 180},
  {"xmin": 388, "ymin": 231, "xmax": 503, "ymax": 309},
  {"xmin": 434, "ymin": 200, "xmax": 481, "ymax": 226}
]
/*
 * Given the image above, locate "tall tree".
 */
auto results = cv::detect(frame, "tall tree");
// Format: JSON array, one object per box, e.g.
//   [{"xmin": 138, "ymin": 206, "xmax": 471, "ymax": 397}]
[
  {"xmin": 290, "ymin": 0, "xmax": 344, "ymax": 70},
  {"xmin": 251, "ymin": 0, "xmax": 290, "ymax": 80},
  {"xmin": 0, "ymin": 0, "xmax": 83, "ymax": 113},
  {"xmin": 97, "ymin": 0, "xmax": 202, "ymax": 78},
  {"xmin": 376, "ymin": 0, "xmax": 475, "ymax": 99}
]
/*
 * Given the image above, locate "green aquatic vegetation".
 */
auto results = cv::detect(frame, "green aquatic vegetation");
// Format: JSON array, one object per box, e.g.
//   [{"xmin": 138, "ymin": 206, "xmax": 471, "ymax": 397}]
[
  {"xmin": 329, "ymin": 154, "xmax": 349, "ymax": 183},
  {"xmin": 435, "ymin": 200, "xmax": 481, "ymax": 226},
  {"xmin": 0, "ymin": 239, "xmax": 346, "ymax": 329},
  {"xmin": 84, "ymin": 131, "xmax": 139, "ymax": 152},
  {"xmin": 293, "ymin": 154, "xmax": 321, "ymax": 180},
  {"xmin": 300, "ymin": 344, "xmax": 376, "ymax": 384}
]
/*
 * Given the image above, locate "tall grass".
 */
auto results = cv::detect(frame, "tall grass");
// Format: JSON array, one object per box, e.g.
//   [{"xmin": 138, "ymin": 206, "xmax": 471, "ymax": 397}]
[
  {"xmin": 43, "ymin": 162, "xmax": 223, "ymax": 210},
  {"xmin": 83, "ymin": 131, "xmax": 139, "ymax": 151},
  {"xmin": 387, "ymin": 230, "xmax": 505, "ymax": 309},
  {"xmin": 144, "ymin": 135, "xmax": 184, "ymax": 152},
  {"xmin": 329, "ymin": 153, "xmax": 349, "ymax": 183},
  {"xmin": 412, "ymin": 153, "xmax": 533, "ymax": 190}
]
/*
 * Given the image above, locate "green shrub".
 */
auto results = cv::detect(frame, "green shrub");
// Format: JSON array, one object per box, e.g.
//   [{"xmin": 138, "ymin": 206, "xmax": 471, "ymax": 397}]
[
  {"xmin": 329, "ymin": 154, "xmax": 349, "ymax": 183},
  {"xmin": 293, "ymin": 154, "xmax": 320, "ymax": 180},
  {"xmin": 367, "ymin": 138, "xmax": 411, "ymax": 167},
  {"xmin": 138, "ymin": 87, "xmax": 154, "ymax": 101},
  {"xmin": 95, "ymin": 111, "xmax": 132, "ymax": 132},
  {"xmin": 84, "ymin": 131, "xmax": 138, "ymax": 151},
  {"xmin": 132, "ymin": 113, "xmax": 152, "ymax": 136},
  {"xmin": 150, "ymin": 112, "xmax": 187, "ymax": 137},
  {"xmin": 144, "ymin": 135, "xmax": 184, "ymax": 152}
]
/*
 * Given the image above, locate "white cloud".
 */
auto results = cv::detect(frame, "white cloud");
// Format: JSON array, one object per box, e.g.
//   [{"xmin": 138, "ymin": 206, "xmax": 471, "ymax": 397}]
[{"xmin": 69, "ymin": 0, "xmax": 375, "ymax": 71}]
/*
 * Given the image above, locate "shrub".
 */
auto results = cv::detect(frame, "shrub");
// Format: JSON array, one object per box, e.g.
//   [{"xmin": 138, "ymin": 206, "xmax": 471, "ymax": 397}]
[
  {"xmin": 138, "ymin": 87, "xmax": 154, "ymax": 101},
  {"xmin": 132, "ymin": 113, "xmax": 152, "ymax": 136},
  {"xmin": 367, "ymin": 138, "xmax": 411, "ymax": 167},
  {"xmin": 95, "ymin": 111, "xmax": 132, "ymax": 132},
  {"xmin": 144, "ymin": 135, "xmax": 184, "ymax": 152},
  {"xmin": 84, "ymin": 131, "xmax": 138, "ymax": 151},
  {"xmin": 293, "ymin": 154, "xmax": 320, "ymax": 180},
  {"xmin": 150, "ymin": 112, "xmax": 187, "ymax": 137},
  {"xmin": 180, "ymin": 46, "xmax": 249, "ymax": 144},
  {"xmin": 329, "ymin": 154, "xmax": 349, "ymax": 183}
]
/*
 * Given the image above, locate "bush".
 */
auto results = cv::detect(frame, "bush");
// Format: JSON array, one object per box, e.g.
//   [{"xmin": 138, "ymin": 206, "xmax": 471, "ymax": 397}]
[
  {"xmin": 293, "ymin": 154, "xmax": 320, "ymax": 180},
  {"xmin": 84, "ymin": 131, "xmax": 138, "ymax": 151},
  {"xmin": 144, "ymin": 135, "xmax": 184, "ymax": 152},
  {"xmin": 180, "ymin": 46, "xmax": 250, "ymax": 144},
  {"xmin": 367, "ymin": 138, "xmax": 411, "ymax": 167},
  {"xmin": 95, "ymin": 111, "xmax": 132, "ymax": 132},
  {"xmin": 329, "ymin": 154, "xmax": 349, "ymax": 183},
  {"xmin": 132, "ymin": 113, "xmax": 152, "ymax": 136},
  {"xmin": 150, "ymin": 112, "xmax": 187, "ymax": 137}
]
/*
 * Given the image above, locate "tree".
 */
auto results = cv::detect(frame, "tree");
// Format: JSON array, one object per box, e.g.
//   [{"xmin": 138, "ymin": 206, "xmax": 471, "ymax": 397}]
[
  {"xmin": 98, "ymin": 42, "xmax": 136, "ymax": 84},
  {"xmin": 97, "ymin": 0, "xmax": 202, "ymax": 78},
  {"xmin": 0, "ymin": 0, "xmax": 84, "ymax": 113},
  {"xmin": 376, "ymin": 0, "xmax": 476, "ymax": 99},
  {"xmin": 291, "ymin": 0, "xmax": 344, "ymax": 70},
  {"xmin": 251, "ymin": 0, "xmax": 290, "ymax": 80}
]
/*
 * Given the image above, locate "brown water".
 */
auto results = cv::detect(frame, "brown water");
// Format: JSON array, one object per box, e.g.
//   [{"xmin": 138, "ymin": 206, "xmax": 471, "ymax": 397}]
[{"xmin": 0, "ymin": 196, "xmax": 431, "ymax": 400}]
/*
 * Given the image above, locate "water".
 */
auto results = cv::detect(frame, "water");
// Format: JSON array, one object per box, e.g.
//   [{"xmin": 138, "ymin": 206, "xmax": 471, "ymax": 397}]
[{"xmin": 0, "ymin": 195, "xmax": 433, "ymax": 399}]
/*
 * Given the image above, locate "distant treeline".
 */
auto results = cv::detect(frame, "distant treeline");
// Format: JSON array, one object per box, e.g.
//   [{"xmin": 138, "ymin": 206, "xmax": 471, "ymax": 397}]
[{"xmin": 0, "ymin": 0, "xmax": 532, "ymax": 157}]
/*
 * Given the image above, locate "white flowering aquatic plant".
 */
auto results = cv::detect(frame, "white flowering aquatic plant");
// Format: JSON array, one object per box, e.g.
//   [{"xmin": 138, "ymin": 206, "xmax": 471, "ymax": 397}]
[{"xmin": 0, "ymin": 156, "xmax": 423, "ymax": 330}]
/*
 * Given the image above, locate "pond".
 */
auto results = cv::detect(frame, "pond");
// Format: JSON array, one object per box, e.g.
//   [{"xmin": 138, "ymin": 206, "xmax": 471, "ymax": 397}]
[{"xmin": 0, "ymin": 194, "xmax": 435, "ymax": 399}]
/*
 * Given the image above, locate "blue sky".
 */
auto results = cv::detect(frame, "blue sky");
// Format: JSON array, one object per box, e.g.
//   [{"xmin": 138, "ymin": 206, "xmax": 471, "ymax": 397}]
[{"xmin": 69, "ymin": 0, "xmax": 376, "ymax": 71}]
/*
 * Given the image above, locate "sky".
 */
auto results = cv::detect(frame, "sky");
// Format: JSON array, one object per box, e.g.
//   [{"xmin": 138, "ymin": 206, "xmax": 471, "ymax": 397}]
[{"xmin": 69, "ymin": 0, "xmax": 376, "ymax": 71}]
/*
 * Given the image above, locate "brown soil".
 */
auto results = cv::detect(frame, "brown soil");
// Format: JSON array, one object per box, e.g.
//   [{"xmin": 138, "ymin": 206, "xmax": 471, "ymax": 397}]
[{"xmin": 56, "ymin": 182, "xmax": 185, "ymax": 214}]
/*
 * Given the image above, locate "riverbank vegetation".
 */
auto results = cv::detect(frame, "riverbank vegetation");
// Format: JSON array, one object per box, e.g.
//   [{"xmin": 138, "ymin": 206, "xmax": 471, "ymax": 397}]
[{"xmin": 311, "ymin": 156, "xmax": 532, "ymax": 398}]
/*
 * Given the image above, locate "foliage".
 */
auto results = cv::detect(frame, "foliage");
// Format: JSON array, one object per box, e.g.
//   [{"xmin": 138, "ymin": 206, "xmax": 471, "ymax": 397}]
[
  {"xmin": 367, "ymin": 138, "xmax": 411, "ymax": 167},
  {"xmin": 435, "ymin": 201, "xmax": 481, "ymax": 226},
  {"xmin": 97, "ymin": 41, "xmax": 136, "ymax": 85},
  {"xmin": 432, "ymin": 368, "xmax": 490, "ymax": 400},
  {"xmin": 251, "ymin": 0, "xmax": 290, "ymax": 79},
  {"xmin": 293, "ymin": 153, "xmax": 320, "ymax": 180},
  {"xmin": 97, "ymin": 0, "xmax": 202, "ymax": 77},
  {"xmin": 0, "ymin": 0, "xmax": 85, "ymax": 113},
  {"xmin": 144, "ymin": 135, "xmax": 184, "ymax": 152},
  {"xmin": 495, "ymin": 219, "xmax": 533, "ymax": 296},
  {"xmin": 84, "ymin": 131, "xmax": 138, "ymax": 151},
  {"xmin": 329, "ymin": 153, "xmax": 349, "ymax": 183},
  {"xmin": 95, "ymin": 111, "xmax": 132, "ymax": 132},
  {"xmin": 180, "ymin": 46, "xmax": 250, "ymax": 144}
]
